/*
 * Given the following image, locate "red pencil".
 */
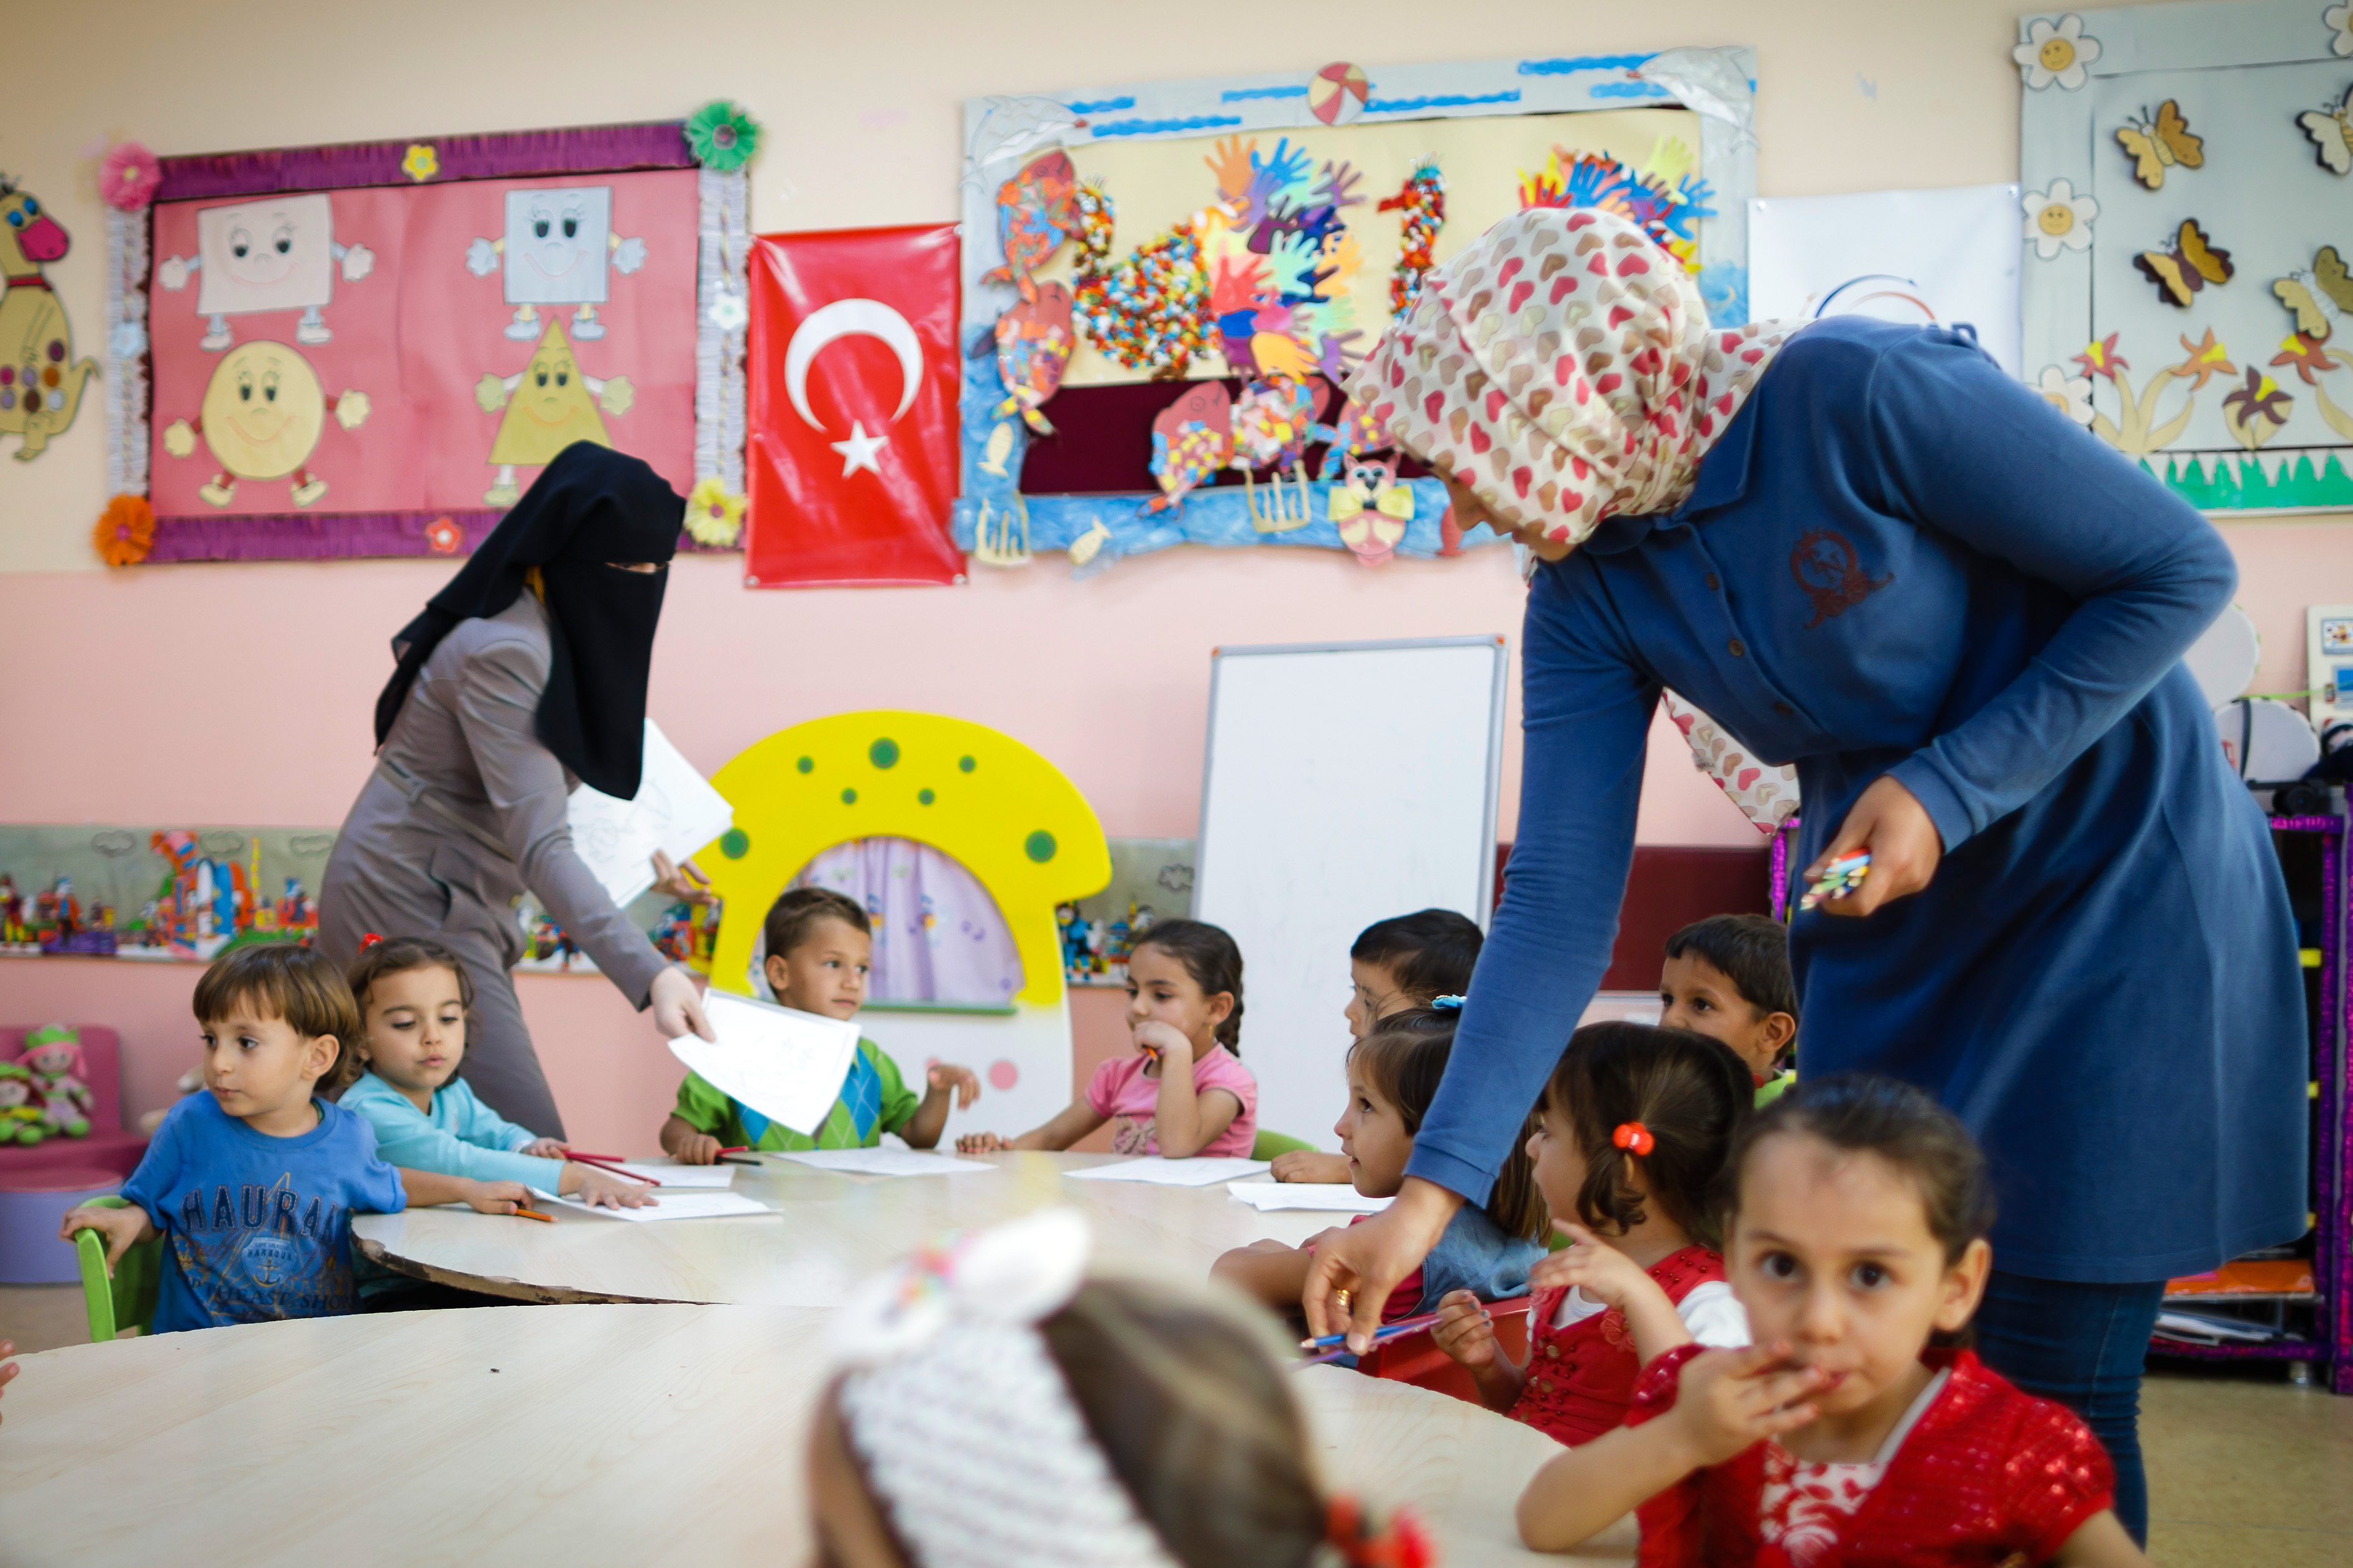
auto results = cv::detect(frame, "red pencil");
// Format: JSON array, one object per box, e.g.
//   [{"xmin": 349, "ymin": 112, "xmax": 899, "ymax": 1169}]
[
  {"xmin": 716, "ymin": 1146, "xmax": 750, "ymax": 1155},
  {"xmin": 566, "ymin": 1152, "xmax": 661, "ymax": 1186}
]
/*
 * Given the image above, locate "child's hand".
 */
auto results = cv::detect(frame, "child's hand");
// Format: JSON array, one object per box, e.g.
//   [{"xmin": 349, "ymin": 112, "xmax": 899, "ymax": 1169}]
[
  {"xmin": 925, "ymin": 1063, "xmax": 982, "ymax": 1110},
  {"xmin": 956, "ymin": 1130, "xmax": 1008, "ymax": 1153},
  {"xmin": 59, "ymin": 1204, "xmax": 147, "ymax": 1271},
  {"xmin": 1131, "ymin": 1019, "xmax": 1195, "ymax": 1066},
  {"xmin": 0, "ymin": 1340, "xmax": 16, "ymax": 1428},
  {"xmin": 1667, "ymin": 1342, "xmax": 1827, "ymax": 1467},
  {"xmin": 1271, "ymin": 1150, "xmax": 1350, "ymax": 1183},
  {"xmin": 573, "ymin": 1168, "xmax": 658, "ymax": 1210},
  {"xmin": 460, "ymin": 1180, "xmax": 535, "ymax": 1216},
  {"xmin": 1432, "ymin": 1289, "xmax": 1500, "ymax": 1369},
  {"xmin": 672, "ymin": 1131, "xmax": 724, "ymax": 1165},
  {"xmin": 520, "ymin": 1137, "xmax": 568, "ymax": 1159},
  {"xmin": 1528, "ymin": 1222, "xmax": 1652, "ymax": 1311}
]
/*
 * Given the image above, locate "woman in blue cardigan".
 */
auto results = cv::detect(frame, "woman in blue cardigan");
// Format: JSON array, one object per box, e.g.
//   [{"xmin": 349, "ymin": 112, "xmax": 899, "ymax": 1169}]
[{"xmin": 1304, "ymin": 209, "xmax": 2305, "ymax": 1542}]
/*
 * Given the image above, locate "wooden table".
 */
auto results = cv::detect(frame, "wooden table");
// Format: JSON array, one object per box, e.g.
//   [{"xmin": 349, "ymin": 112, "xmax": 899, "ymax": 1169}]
[
  {"xmin": 0, "ymin": 1304, "xmax": 1635, "ymax": 1567},
  {"xmin": 353, "ymin": 1150, "xmax": 1353, "ymax": 1306}
]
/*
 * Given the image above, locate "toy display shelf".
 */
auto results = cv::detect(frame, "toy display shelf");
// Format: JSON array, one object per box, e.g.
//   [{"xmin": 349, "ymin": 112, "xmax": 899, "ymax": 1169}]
[{"xmin": 1773, "ymin": 807, "xmax": 2352, "ymax": 1395}]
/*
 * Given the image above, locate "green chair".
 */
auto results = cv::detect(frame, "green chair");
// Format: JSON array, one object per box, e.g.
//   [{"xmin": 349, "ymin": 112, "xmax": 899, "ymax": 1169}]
[
  {"xmin": 1251, "ymin": 1129, "xmax": 1318, "ymax": 1161},
  {"xmin": 71, "ymin": 1196, "xmax": 160, "ymax": 1342}
]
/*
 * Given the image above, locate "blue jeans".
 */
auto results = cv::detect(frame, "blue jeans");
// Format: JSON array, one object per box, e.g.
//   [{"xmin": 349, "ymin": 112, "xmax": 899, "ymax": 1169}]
[{"xmin": 1972, "ymin": 1272, "xmax": 2166, "ymax": 1545}]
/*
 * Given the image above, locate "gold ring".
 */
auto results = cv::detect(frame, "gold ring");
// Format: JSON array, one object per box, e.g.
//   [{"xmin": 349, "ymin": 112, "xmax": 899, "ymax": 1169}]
[{"xmin": 1333, "ymin": 1289, "xmax": 1353, "ymax": 1313}]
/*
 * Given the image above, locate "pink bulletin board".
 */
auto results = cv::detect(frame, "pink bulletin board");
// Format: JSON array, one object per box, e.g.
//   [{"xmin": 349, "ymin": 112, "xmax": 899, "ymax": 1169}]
[{"xmin": 129, "ymin": 124, "xmax": 710, "ymax": 562}]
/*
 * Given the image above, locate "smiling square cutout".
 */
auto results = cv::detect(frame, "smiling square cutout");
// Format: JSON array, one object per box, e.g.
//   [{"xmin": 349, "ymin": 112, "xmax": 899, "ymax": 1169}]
[
  {"xmin": 193, "ymin": 195, "xmax": 337, "ymax": 318},
  {"xmin": 502, "ymin": 186, "xmax": 614, "ymax": 306}
]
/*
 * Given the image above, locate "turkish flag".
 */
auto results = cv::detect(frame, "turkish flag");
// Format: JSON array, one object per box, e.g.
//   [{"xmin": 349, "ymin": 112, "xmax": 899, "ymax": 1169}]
[{"xmin": 746, "ymin": 224, "xmax": 964, "ymax": 587}]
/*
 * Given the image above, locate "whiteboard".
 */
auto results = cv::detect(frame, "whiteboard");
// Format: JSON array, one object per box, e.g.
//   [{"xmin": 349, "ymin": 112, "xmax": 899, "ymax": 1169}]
[{"xmin": 1192, "ymin": 638, "xmax": 1508, "ymax": 1150}]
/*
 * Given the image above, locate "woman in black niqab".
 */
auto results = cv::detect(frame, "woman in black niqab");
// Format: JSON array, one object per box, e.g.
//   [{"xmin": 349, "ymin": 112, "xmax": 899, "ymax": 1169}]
[{"xmin": 322, "ymin": 440, "xmax": 712, "ymax": 1139}]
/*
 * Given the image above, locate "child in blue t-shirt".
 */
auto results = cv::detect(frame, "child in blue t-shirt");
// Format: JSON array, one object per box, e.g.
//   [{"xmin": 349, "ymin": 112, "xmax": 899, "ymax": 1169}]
[{"xmin": 63, "ymin": 944, "xmax": 533, "ymax": 1334}]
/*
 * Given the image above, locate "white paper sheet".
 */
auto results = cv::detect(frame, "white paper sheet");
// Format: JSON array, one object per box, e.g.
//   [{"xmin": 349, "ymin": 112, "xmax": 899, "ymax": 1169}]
[
  {"xmin": 576, "ymin": 1161, "xmax": 736, "ymax": 1190},
  {"xmin": 670, "ymin": 991, "xmax": 862, "ymax": 1137},
  {"xmin": 1064, "ymin": 1157, "xmax": 1271, "ymax": 1187},
  {"xmin": 1227, "ymin": 1182, "xmax": 1392, "ymax": 1213},
  {"xmin": 565, "ymin": 719, "xmax": 737, "ymax": 907},
  {"xmin": 773, "ymin": 1148, "xmax": 993, "ymax": 1177},
  {"xmin": 535, "ymin": 1190, "xmax": 776, "ymax": 1222}
]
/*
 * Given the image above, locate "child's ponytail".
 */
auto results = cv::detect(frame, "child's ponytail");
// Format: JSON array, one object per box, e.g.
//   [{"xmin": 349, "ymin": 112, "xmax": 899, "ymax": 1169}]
[{"xmin": 1542, "ymin": 1020, "xmax": 1753, "ymax": 1250}]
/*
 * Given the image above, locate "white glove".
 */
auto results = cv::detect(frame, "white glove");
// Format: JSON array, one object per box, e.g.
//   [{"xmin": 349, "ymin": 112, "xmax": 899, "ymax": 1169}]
[
  {"xmin": 340, "ymin": 243, "xmax": 374, "ymax": 282},
  {"xmin": 464, "ymin": 237, "xmax": 499, "ymax": 277},
  {"xmin": 612, "ymin": 236, "xmax": 648, "ymax": 275},
  {"xmin": 157, "ymin": 255, "xmax": 192, "ymax": 291}
]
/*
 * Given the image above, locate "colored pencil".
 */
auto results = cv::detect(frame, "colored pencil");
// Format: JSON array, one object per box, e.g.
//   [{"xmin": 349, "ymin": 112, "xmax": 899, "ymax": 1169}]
[
  {"xmin": 716, "ymin": 1146, "xmax": 750, "ymax": 1155},
  {"xmin": 565, "ymin": 1153, "xmax": 660, "ymax": 1186},
  {"xmin": 509, "ymin": 1205, "xmax": 555, "ymax": 1224},
  {"xmin": 1299, "ymin": 1310, "xmax": 1445, "ymax": 1351},
  {"xmin": 717, "ymin": 1154, "xmax": 762, "ymax": 1167}
]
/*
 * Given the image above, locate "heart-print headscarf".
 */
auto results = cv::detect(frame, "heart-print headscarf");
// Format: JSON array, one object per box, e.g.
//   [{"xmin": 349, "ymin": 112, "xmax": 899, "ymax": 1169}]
[{"xmin": 1348, "ymin": 207, "xmax": 1793, "ymax": 551}]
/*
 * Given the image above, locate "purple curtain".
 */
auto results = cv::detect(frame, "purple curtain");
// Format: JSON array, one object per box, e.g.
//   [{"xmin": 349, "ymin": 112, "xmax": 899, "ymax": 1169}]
[{"xmin": 749, "ymin": 837, "xmax": 1023, "ymax": 1006}]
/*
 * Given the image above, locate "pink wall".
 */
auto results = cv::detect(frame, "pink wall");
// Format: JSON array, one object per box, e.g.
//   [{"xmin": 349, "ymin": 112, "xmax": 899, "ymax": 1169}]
[{"xmin": 10, "ymin": 519, "xmax": 2352, "ymax": 1149}]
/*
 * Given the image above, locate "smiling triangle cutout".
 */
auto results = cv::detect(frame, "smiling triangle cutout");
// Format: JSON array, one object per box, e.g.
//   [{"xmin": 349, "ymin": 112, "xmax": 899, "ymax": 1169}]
[{"xmin": 476, "ymin": 317, "xmax": 633, "ymax": 506}]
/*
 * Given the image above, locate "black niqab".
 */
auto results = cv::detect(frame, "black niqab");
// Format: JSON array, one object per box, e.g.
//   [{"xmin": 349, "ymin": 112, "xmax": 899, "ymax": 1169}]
[{"xmin": 373, "ymin": 442, "xmax": 684, "ymax": 800}]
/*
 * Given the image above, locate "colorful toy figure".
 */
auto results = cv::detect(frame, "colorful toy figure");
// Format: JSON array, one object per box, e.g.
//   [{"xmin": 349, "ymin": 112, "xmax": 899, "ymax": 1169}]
[
  {"xmin": 1141, "ymin": 379, "xmax": 1233, "ymax": 515},
  {"xmin": 465, "ymin": 185, "xmax": 647, "ymax": 341},
  {"xmin": 981, "ymin": 150, "xmax": 1081, "ymax": 303},
  {"xmin": 0, "ymin": 1063, "xmax": 44, "ymax": 1145},
  {"xmin": 161, "ymin": 341, "xmax": 371, "ymax": 507},
  {"xmin": 475, "ymin": 318, "xmax": 633, "ymax": 506},
  {"xmin": 33, "ymin": 874, "xmax": 79, "ymax": 935},
  {"xmin": 1330, "ymin": 454, "xmax": 1415, "ymax": 567},
  {"xmin": 993, "ymin": 282, "xmax": 1075, "ymax": 435},
  {"xmin": 1, "ymin": 174, "xmax": 99, "ymax": 460},
  {"xmin": 19, "ymin": 1024, "xmax": 91, "ymax": 1139},
  {"xmin": 157, "ymin": 193, "xmax": 374, "ymax": 351},
  {"xmin": 149, "ymin": 829, "xmax": 256, "ymax": 956}
]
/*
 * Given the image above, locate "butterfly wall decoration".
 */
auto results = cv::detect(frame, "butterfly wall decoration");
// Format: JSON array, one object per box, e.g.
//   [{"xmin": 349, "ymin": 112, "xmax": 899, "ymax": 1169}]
[
  {"xmin": 2273, "ymin": 246, "xmax": 2353, "ymax": 341},
  {"xmin": 2116, "ymin": 99, "xmax": 2204, "ymax": 190},
  {"xmin": 2135, "ymin": 219, "xmax": 2234, "ymax": 308},
  {"xmin": 2301, "ymin": 84, "xmax": 2352, "ymax": 177}
]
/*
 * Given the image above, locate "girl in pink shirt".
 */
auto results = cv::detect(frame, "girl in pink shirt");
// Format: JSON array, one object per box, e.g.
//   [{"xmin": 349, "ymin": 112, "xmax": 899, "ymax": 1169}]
[{"xmin": 959, "ymin": 920, "xmax": 1258, "ymax": 1159}]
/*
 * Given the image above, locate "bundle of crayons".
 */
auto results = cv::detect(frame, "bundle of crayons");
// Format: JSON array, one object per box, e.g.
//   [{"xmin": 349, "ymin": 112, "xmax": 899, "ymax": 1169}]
[
  {"xmin": 1296, "ymin": 1310, "xmax": 1445, "ymax": 1366},
  {"xmin": 1798, "ymin": 851, "xmax": 1871, "ymax": 912}
]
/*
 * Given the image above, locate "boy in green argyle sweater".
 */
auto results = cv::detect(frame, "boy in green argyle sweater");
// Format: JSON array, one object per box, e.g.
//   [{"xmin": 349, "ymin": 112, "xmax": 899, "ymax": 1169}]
[{"xmin": 660, "ymin": 887, "xmax": 979, "ymax": 1160}]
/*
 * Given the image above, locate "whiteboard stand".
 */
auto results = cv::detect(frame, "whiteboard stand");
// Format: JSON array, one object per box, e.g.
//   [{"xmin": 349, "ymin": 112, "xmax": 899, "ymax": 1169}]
[{"xmin": 1192, "ymin": 637, "xmax": 1509, "ymax": 1148}]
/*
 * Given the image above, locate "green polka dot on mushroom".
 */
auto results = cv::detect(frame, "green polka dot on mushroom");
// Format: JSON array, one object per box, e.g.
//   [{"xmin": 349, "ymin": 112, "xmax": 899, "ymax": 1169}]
[
  {"xmin": 1024, "ymin": 830, "xmax": 1057, "ymax": 864},
  {"xmin": 959, "ymin": 756, "xmax": 977, "ymax": 773},
  {"xmin": 719, "ymin": 828, "xmax": 751, "ymax": 860},
  {"xmin": 842, "ymin": 788, "xmax": 858, "ymax": 805},
  {"xmin": 869, "ymin": 738, "xmax": 900, "ymax": 769},
  {"xmin": 796, "ymin": 756, "xmax": 814, "ymax": 774},
  {"xmin": 918, "ymin": 789, "xmax": 936, "ymax": 806}
]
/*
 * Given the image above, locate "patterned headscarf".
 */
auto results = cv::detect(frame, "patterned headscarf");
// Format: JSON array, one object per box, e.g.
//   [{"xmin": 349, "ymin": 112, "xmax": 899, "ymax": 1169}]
[{"xmin": 1348, "ymin": 208, "xmax": 1793, "ymax": 552}]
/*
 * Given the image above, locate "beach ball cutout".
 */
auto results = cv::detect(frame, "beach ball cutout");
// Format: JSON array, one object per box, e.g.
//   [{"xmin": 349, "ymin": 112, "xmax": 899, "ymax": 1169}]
[{"xmin": 1310, "ymin": 62, "xmax": 1371, "ymax": 126}]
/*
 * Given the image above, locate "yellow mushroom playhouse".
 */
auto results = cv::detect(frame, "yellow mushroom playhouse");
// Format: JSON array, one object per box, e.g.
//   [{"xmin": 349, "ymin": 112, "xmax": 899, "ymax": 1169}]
[{"xmin": 696, "ymin": 712, "xmax": 1110, "ymax": 1138}]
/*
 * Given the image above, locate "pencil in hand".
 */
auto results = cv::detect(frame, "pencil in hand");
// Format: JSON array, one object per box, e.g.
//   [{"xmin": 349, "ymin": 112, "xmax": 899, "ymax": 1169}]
[{"xmin": 509, "ymin": 1203, "xmax": 555, "ymax": 1224}]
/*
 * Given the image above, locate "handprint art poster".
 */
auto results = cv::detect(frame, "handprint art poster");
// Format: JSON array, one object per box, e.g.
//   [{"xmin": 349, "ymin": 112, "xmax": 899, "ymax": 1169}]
[{"xmin": 144, "ymin": 160, "xmax": 696, "ymax": 560}]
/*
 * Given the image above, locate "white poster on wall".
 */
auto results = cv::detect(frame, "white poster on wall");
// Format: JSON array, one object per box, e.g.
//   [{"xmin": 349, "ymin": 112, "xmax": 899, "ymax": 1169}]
[{"xmin": 1747, "ymin": 184, "xmax": 2022, "ymax": 377}]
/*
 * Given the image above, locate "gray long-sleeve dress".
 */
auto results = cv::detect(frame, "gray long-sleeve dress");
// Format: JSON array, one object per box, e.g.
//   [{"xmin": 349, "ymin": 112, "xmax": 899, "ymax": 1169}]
[{"xmin": 320, "ymin": 592, "xmax": 670, "ymax": 1137}]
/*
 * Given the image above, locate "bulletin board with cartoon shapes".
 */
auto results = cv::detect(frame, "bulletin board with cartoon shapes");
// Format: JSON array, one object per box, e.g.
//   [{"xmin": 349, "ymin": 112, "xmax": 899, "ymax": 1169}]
[
  {"xmin": 951, "ymin": 50, "xmax": 1757, "ymax": 574},
  {"xmin": 109, "ymin": 120, "xmax": 753, "ymax": 562},
  {"xmin": 2019, "ymin": 2, "xmax": 2353, "ymax": 515}
]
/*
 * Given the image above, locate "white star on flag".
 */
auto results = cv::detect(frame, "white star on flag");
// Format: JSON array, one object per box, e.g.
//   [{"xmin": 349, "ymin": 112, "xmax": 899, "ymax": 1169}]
[{"xmin": 830, "ymin": 420, "xmax": 889, "ymax": 478}]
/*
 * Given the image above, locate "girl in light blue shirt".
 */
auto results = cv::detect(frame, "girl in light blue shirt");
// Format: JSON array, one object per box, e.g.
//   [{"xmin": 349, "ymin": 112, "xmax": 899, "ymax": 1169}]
[{"xmin": 340, "ymin": 937, "xmax": 655, "ymax": 1212}]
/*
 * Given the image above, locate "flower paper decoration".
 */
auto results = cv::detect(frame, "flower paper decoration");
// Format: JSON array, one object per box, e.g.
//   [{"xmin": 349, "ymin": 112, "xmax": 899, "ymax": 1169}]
[
  {"xmin": 423, "ymin": 516, "xmax": 464, "ymax": 554},
  {"xmin": 2174, "ymin": 329, "xmax": 2235, "ymax": 390},
  {"xmin": 2222, "ymin": 366, "xmax": 2293, "ymax": 449},
  {"xmin": 2023, "ymin": 180, "xmax": 2098, "ymax": 259},
  {"xmin": 686, "ymin": 101, "xmax": 760, "ymax": 172},
  {"xmin": 2014, "ymin": 15, "xmax": 2103, "ymax": 90},
  {"xmin": 93, "ymin": 494, "xmax": 155, "ymax": 566},
  {"xmin": 2035, "ymin": 365, "xmax": 2095, "ymax": 425},
  {"xmin": 402, "ymin": 144, "xmax": 440, "ymax": 182},
  {"xmin": 707, "ymin": 290, "xmax": 750, "ymax": 332},
  {"xmin": 98, "ymin": 142, "xmax": 159, "ymax": 211},
  {"xmin": 2272, "ymin": 332, "xmax": 2342, "ymax": 384},
  {"xmin": 686, "ymin": 477, "xmax": 745, "ymax": 546},
  {"xmin": 2329, "ymin": 2, "xmax": 2352, "ymax": 58},
  {"xmin": 2073, "ymin": 333, "xmax": 2128, "ymax": 382}
]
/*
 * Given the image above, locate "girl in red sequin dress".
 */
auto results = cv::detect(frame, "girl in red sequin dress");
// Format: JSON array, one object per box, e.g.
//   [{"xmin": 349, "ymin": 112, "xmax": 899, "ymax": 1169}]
[
  {"xmin": 1514, "ymin": 1076, "xmax": 2147, "ymax": 1567},
  {"xmin": 1433, "ymin": 1022, "xmax": 1756, "ymax": 1444}
]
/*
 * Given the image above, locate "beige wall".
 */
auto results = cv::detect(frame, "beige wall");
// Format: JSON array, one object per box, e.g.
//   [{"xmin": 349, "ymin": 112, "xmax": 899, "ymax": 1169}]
[{"xmin": 7, "ymin": 0, "xmax": 2347, "ymax": 1152}]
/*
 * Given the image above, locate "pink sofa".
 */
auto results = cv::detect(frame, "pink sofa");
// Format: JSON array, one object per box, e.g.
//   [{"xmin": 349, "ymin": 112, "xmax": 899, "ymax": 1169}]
[{"xmin": 0, "ymin": 1025, "xmax": 149, "ymax": 1182}]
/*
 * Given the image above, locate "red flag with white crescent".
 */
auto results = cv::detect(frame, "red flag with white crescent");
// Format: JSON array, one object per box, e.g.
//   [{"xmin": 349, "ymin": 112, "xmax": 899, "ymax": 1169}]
[{"xmin": 745, "ymin": 224, "xmax": 964, "ymax": 586}]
